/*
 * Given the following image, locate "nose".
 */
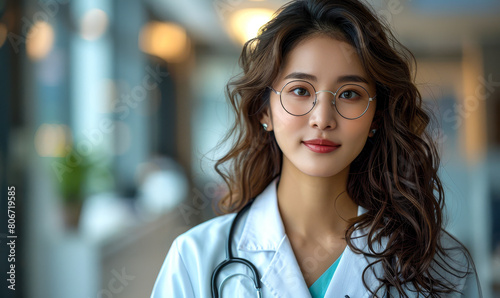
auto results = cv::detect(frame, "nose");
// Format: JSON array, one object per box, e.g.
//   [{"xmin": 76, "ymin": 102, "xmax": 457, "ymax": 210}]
[{"xmin": 308, "ymin": 91, "xmax": 337, "ymax": 130}]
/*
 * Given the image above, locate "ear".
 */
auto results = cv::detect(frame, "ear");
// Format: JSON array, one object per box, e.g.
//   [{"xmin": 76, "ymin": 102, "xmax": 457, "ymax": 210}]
[
  {"xmin": 368, "ymin": 109, "xmax": 381, "ymax": 137},
  {"xmin": 260, "ymin": 106, "xmax": 273, "ymax": 131},
  {"xmin": 368, "ymin": 127, "xmax": 377, "ymax": 138}
]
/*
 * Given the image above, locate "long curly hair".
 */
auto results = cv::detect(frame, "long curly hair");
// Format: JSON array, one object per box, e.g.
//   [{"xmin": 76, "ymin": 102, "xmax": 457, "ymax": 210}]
[{"xmin": 214, "ymin": 0, "xmax": 478, "ymax": 296}]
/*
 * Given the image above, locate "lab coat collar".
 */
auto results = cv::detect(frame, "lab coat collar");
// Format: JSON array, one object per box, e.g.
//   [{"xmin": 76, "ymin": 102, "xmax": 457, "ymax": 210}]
[
  {"xmin": 236, "ymin": 178, "xmax": 313, "ymax": 297},
  {"xmin": 237, "ymin": 178, "xmax": 368, "ymax": 253},
  {"xmin": 237, "ymin": 178, "xmax": 285, "ymax": 252}
]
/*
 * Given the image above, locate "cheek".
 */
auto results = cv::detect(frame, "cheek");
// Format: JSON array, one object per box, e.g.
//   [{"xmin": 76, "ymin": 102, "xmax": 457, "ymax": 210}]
[
  {"xmin": 348, "ymin": 121, "xmax": 370, "ymax": 136},
  {"xmin": 269, "ymin": 104, "xmax": 306, "ymax": 152},
  {"xmin": 270, "ymin": 102, "xmax": 304, "ymax": 131},
  {"xmin": 343, "ymin": 117, "xmax": 374, "ymax": 146}
]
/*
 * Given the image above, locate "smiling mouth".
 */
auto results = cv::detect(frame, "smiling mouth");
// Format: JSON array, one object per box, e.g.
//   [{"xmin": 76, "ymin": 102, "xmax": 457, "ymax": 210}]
[{"xmin": 302, "ymin": 139, "xmax": 340, "ymax": 153}]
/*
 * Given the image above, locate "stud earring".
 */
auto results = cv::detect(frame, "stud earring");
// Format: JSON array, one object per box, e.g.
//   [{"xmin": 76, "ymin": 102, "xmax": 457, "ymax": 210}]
[
  {"xmin": 262, "ymin": 123, "xmax": 268, "ymax": 131},
  {"xmin": 370, "ymin": 129, "xmax": 377, "ymax": 136}
]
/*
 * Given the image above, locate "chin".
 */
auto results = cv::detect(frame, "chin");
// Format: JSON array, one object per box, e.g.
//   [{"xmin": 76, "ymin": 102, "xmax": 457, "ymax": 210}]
[{"xmin": 299, "ymin": 164, "xmax": 347, "ymax": 178}]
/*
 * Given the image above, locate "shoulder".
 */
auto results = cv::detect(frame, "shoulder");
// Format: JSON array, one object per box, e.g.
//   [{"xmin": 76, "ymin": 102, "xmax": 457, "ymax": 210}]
[
  {"xmin": 152, "ymin": 213, "xmax": 238, "ymax": 297},
  {"xmin": 176, "ymin": 213, "xmax": 236, "ymax": 243},
  {"xmin": 174, "ymin": 212, "xmax": 237, "ymax": 251},
  {"xmin": 175, "ymin": 179, "xmax": 279, "ymax": 251}
]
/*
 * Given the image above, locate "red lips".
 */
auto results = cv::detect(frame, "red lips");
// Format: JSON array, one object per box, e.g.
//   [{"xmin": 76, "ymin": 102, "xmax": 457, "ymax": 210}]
[{"xmin": 302, "ymin": 139, "xmax": 340, "ymax": 153}]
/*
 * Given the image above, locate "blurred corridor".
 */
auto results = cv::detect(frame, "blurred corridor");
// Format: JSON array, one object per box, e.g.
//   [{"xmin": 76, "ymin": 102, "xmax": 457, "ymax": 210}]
[{"xmin": 0, "ymin": 0, "xmax": 500, "ymax": 297}]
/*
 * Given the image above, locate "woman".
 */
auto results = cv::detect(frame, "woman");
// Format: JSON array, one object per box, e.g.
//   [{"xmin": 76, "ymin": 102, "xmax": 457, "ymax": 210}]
[{"xmin": 152, "ymin": 0, "xmax": 480, "ymax": 297}]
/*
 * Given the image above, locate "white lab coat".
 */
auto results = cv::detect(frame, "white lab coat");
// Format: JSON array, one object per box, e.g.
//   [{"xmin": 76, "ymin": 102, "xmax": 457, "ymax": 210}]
[{"xmin": 151, "ymin": 179, "xmax": 479, "ymax": 297}]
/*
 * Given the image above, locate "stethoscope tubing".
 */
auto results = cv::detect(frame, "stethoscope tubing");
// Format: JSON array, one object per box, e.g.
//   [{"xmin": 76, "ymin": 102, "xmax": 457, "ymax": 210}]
[{"xmin": 211, "ymin": 199, "xmax": 263, "ymax": 297}]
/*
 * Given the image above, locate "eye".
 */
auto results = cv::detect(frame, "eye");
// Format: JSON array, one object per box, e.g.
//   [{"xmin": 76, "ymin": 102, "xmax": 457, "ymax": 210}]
[
  {"xmin": 291, "ymin": 87, "xmax": 310, "ymax": 96},
  {"xmin": 339, "ymin": 90, "xmax": 360, "ymax": 100}
]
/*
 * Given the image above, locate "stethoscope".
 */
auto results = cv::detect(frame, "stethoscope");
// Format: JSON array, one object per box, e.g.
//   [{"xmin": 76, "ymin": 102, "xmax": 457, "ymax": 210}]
[{"xmin": 211, "ymin": 199, "xmax": 263, "ymax": 298}]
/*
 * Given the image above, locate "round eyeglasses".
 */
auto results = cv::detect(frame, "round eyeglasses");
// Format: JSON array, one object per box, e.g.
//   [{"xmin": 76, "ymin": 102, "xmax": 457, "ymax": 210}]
[{"xmin": 268, "ymin": 80, "xmax": 376, "ymax": 119}]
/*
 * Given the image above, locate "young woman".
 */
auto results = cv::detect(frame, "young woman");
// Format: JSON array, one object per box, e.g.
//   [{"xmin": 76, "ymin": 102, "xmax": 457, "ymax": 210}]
[{"xmin": 152, "ymin": 0, "xmax": 481, "ymax": 297}]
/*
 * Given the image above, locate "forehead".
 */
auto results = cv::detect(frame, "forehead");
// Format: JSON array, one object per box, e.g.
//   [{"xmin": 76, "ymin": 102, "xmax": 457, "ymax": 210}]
[{"xmin": 278, "ymin": 35, "xmax": 368, "ymax": 84}]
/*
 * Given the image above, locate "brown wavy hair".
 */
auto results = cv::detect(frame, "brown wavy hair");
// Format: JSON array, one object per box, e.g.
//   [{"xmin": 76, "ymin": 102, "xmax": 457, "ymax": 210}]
[{"xmin": 214, "ymin": 0, "xmax": 479, "ymax": 296}]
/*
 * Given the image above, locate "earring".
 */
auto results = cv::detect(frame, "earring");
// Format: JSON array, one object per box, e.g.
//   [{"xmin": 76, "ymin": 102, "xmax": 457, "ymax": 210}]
[
  {"xmin": 262, "ymin": 123, "xmax": 268, "ymax": 131},
  {"xmin": 370, "ymin": 129, "xmax": 377, "ymax": 136}
]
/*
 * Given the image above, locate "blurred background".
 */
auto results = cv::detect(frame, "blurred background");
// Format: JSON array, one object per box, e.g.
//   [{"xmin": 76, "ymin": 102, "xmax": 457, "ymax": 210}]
[{"xmin": 0, "ymin": 0, "xmax": 499, "ymax": 297}]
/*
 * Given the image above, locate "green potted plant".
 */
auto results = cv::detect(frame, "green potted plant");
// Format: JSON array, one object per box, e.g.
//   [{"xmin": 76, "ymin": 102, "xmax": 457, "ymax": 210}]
[{"xmin": 51, "ymin": 148, "xmax": 113, "ymax": 230}]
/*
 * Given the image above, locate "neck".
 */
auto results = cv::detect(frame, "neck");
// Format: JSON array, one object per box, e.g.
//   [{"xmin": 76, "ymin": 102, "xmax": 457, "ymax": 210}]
[{"xmin": 277, "ymin": 163, "xmax": 358, "ymax": 240}]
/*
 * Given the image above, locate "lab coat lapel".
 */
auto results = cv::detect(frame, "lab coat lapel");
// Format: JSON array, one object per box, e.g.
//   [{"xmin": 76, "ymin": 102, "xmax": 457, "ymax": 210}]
[
  {"xmin": 261, "ymin": 235, "xmax": 311, "ymax": 298},
  {"xmin": 237, "ymin": 179, "xmax": 284, "ymax": 252},
  {"xmin": 323, "ymin": 231, "xmax": 378, "ymax": 298},
  {"xmin": 236, "ymin": 179, "xmax": 311, "ymax": 297},
  {"xmin": 323, "ymin": 207, "xmax": 385, "ymax": 298}
]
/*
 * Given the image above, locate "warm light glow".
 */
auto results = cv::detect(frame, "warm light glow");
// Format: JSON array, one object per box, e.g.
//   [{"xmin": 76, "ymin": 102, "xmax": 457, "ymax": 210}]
[
  {"xmin": 461, "ymin": 40, "xmax": 486, "ymax": 164},
  {"xmin": 0, "ymin": 23, "xmax": 7, "ymax": 48},
  {"xmin": 139, "ymin": 21, "xmax": 190, "ymax": 63},
  {"xmin": 229, "ymin": 8, "xmax": 274, "ymax": 45},
  {"xmin": 80, "ymin": 9, "xmax": 109, "ymax": 40},
  {"xmin": 35, "ymin": 124, "xmax": 71, "ymax": 157},
  {"xmin": 26, "ymin": 21, "xmax": 54, "ymax": 61}
]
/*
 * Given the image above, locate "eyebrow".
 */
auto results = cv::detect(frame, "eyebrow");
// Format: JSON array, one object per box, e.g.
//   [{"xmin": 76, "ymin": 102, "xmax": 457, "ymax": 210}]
[
  {"xmin": 283, "ymin": 72, "xmax": 318, "ymax": 82},
  {"xmin": 283, "ymin": 72, "xmax": 370, "ymax": 85}
]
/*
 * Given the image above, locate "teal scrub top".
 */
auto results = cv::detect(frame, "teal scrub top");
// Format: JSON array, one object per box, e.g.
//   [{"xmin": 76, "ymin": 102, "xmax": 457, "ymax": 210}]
[{"xmin": 308, "ymin": 253, "xmax": 343, "ymax": 298}]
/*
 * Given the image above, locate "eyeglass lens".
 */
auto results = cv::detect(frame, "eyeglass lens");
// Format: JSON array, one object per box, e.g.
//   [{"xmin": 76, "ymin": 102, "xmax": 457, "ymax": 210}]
[{"xmin": 280, "ymin": 80, "xmax": 371, "ymax": 119}]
